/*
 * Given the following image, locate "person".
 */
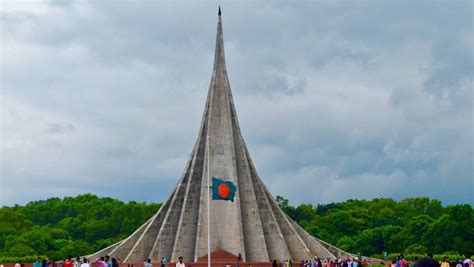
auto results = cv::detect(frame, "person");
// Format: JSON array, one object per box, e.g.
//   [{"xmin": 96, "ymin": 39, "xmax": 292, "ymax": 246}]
[
  {"xmin": 346, "ymin": 258, "xmax": 352, "ymax": 267},
  {"xmin": 273, "ymin": 260, "xmax": 278, "ymax": 267},
  {"xmin": 64, "ymin": 256, "xmax": 73, "ymax": 267},
  {"xmin": 441, "ymin": 257, "xmax": 450, "ymax": 267},
  {"xmin": 145, "ymin": 259, "xmax": 152, "ymax": 267},
  {"xmin": 455, "ymin": 260, "xmax": 462, "ymax": 267},
  {"xmin": 42, "ymin": 259, "xmax": 49, "ymax": 267},
  {"xmin": 237, "ymin": 253, "xmax": 242, "ymax": 267},
  {"xmin": 175, "ymin": 257, "xmax": 185, "ymax": 267},
  {"xmin": 81, "ymin": 258, "xmax": 90, "ymax": 267},
  {"xmin": 97, "ymin": 257, "xmax": 108, "ymax": 267},
  {"xmin": 226, "ymin": 263, "xmax": 231, "ymax": 267},
  {"xmin": 14, "ymin": 263, "xmax": 20, "ymax": 267},
  {"xmin": 417, "ymin": 254, "xmax": 440, "ymax": 267},
  {"xmin": 413, "ymin": 257, "xmax": 419, "ymax": 267},
  {"xmin": 362, "ymin": 259, "xmax": 368, "ymax": 267},
  {"xmin": 396, "ymin": 256, "xmax": 402, "ymax": 267},
  {"xmin": 112, "ymin": 258, "xmax": 119, "ymax": 267},
  {"xmin": 74, "ymin": 257, "xmax": 81, "ymax": 267},
  {"xmin": 34, "ymin": 257, "xmax": 42, "ymax": 267},
  {"xmin": 105, "ymin": 256, "xmax": 112, "ymax": 267},
  {"xmin": 400, "ymin": 255, "xmax": 407, "ymax": 267},
  {"xmin": 160, "ymin": 257, "xmax": 167, "ymax": 267},
  {"xmin": 463, "ymin": 258, "xmax": 472, "ymax": 267}
]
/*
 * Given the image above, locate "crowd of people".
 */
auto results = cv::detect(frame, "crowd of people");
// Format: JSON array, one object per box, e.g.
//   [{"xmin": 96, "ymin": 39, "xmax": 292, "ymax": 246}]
[
  {"xmin": 13, "ymin": 254, "xmax": 473, "ymax": 267},
  {"xmin": 26, "ymin": 255, "xmax": 174, "ymax": 267},
  {"xmin": 273, "ymin": 256, "xmax": 369, "ymax": 267},
  {"xmin": 388, "ymin": 254, "xmax": 473, "ymax": 267},
  {"xmin": 274, "ymin": 254, "xmax": 474, "ymax": 267}
]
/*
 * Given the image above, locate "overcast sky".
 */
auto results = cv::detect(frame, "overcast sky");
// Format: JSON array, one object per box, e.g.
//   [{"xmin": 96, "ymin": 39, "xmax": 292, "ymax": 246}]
[{"xmin": 1, "ymin": 0, "xmax": 473, "ymax": 207}]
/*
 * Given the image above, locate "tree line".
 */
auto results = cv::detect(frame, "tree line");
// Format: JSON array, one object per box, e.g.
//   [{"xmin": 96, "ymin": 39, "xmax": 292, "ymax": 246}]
[
  {"xmin": 0, "ymin": 194, "xmax": 160, "ymax": 261},
  {"xmin": 0, "ymin": 194, "xmax": 472, "ymax": 262},
  {"xmin": 275, "ymin": 196, "xmax": 473, "ymax": 258}
]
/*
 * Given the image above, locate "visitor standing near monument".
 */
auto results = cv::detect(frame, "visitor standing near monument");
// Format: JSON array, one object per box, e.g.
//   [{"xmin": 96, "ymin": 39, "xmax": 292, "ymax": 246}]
[
  {"xmin": 96, "ymin": 257, "xmax": 108, "ymax": 267},
  {"xmin": 80, "ymin": 258, "xmax": 90, "ymax": 267},
  {"xmin": 440, "ymin": 257, "xmax": 450, "ymax": 267},
  {"xmin": 401, "ymin": 255, "xmax": 408, "ymax": 267},
  {"xmin": 74, "ymin": 257, "xmax": 81, "ymax": 267},
  {"xmin": 417, "ymin": 254, "xmax": 440, "ymax": 267},
  {"xmin": 160, "ymin": 257, "xmax": 167, "ymax": 267},
  {"xmin": 34, "ymin": 257, "xmax": 42, "ymax": 267},
  {"xmin": 175, "ymin": 257, "xmax": 184, "ymax": 267},
  {"xmin": 342, "ymin": 258, "xmax": 349, "ymax": 267},
  {"xmin": 64, "ymin": 256, "xmax": 73, "ymax": 267},
  {"xmin": 145, "ymin": 259, "xmax": 152, "ymax": 267},
  {"xmin": 111, "ymin": 258, "xmax": 119, "ymax": 267},
  {"xmin": 105, "ymin": 256, "xmax": 112, "ymax": 267}
]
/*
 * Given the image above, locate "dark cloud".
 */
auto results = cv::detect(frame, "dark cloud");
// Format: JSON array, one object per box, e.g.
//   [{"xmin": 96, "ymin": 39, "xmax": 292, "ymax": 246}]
[{"xmin": 1, "ymin": 1, "xmax": 472, "ymax": 206}]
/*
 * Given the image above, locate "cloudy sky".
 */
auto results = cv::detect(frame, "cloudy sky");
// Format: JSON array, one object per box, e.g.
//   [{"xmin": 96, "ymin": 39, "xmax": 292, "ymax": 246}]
[{"xmin": 1, "ymin": 0, "xmax": 473, "ymax": 207}]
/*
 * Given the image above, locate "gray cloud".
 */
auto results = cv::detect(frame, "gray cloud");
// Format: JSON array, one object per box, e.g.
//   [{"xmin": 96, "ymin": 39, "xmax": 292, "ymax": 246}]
[{"xmin": 1, "ymin": 0, "xmax": 472, "ymax": 206}]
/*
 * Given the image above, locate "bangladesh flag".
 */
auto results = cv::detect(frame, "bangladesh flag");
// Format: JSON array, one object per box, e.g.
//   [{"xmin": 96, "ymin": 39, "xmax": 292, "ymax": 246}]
[{"xmin": 212, "ymin": 177, "xmax": 237, "ymax": 202}]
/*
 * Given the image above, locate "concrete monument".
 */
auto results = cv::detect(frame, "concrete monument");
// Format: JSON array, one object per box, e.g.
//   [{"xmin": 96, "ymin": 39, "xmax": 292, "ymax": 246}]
[{"xmin": 88, "ymin": 8, "xmax": 352, "ymax": 263}]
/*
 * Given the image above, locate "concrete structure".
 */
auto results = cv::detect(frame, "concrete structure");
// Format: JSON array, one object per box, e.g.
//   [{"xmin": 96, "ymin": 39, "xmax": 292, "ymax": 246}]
[{"xmin": 88, "ymin": 9, "xmax": 353, "ymax": 263}]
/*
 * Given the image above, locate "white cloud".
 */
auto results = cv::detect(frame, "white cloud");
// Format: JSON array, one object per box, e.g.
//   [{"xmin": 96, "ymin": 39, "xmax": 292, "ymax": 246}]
[{"xmin": 1, "ymin": 1, "xmax": 472, "ymax": 206}]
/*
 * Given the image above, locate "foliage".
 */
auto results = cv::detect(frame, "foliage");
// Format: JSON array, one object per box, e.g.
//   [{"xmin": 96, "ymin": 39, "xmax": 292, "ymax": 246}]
[
  {"xmin": 0, "ymin": 256, "xmax": 47, "ymax": 263},
  {"xmin": 276, "ymin": 196, "xmax": 473, "ymax": 257},
  {"xmin": 0, "ymin": 194, "xmax": 160, "ymax": 261},
  {"xmin": 0, "ymin": 194, "xmax": 472, "ymax": 261}
]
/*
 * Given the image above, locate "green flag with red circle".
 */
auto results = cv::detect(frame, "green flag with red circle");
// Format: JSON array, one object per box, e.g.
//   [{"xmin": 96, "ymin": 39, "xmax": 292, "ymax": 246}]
[{"xmin": 212, "ymin": 177, "xmax": 237, "ymax": 202}]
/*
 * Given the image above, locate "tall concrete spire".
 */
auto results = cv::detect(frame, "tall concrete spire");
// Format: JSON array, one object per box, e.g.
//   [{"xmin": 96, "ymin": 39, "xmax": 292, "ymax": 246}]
[{"xmin": 87, "ymin": 10, "xmax": 353, "ymax": 263}]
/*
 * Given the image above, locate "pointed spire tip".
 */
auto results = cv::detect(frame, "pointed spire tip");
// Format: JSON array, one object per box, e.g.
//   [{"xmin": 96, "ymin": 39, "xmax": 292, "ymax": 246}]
[{"xmin": 218, "ymin": 6, "xmax": 221, "ymax": 16}]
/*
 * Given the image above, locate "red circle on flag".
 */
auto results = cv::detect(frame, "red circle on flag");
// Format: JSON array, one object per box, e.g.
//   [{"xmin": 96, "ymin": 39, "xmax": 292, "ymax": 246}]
[{"xmin": 218, "ymin": 183, "xmax": 231, "ymax": 198}]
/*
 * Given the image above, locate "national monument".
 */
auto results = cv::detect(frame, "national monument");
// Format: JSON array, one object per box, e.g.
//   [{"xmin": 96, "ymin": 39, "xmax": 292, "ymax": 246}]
[{"xmin": 87, "ymin": 9, "xmax": 353, "ymax": 264}]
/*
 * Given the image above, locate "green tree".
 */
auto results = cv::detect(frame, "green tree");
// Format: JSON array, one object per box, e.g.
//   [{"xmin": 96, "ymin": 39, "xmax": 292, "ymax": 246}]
[
  {"xmin": 404, "ymin": 244, "xmax": 427, "ymax": 254},
  {"xmin": 337, "ymin": 236, "xmax": 355, "ymax": 252},
  {"xmin": 0, "ymin": 194, "xmax": 471, "ymax": 260}
]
